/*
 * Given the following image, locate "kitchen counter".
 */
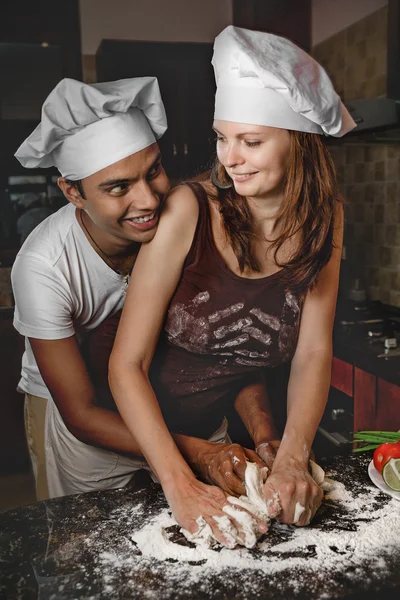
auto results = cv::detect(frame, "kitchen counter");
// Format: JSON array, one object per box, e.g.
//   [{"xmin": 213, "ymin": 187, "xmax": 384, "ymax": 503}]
[
  {"xmin": 333, "ymin": 321, "xmax": 400, "ymax": 387},
  {"xmin": 1, "ymin": 454, "xmax": 399, "ymax": 600}
]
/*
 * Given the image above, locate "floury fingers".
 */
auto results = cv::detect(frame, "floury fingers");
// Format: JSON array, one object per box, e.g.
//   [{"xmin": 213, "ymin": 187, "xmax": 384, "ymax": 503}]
[{"xmin": 181, "ymin": 462, "xmax": 282, "ymax": 550}]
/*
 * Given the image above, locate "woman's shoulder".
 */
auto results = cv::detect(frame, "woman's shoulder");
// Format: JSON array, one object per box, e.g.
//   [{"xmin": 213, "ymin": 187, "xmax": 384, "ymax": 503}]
[
  {"xmin": 163, "ymin": 179, "xmax": 215, "ymax": 218},
  {"xmin": 153, "ymin": 184, "xmax": 201, "ymax": 250}
]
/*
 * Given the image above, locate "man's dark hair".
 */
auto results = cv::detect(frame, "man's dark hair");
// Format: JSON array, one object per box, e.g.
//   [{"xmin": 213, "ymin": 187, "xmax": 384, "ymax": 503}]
[{"xmin": 65, "ymin": 179, "xmax": 86, "ymax": 200}]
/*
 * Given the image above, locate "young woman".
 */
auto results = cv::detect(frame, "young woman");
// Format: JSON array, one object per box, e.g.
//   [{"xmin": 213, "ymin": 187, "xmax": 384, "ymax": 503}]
[{"xmin": 108, "ymin": 26, "xmax": 356, "ymax": 545}]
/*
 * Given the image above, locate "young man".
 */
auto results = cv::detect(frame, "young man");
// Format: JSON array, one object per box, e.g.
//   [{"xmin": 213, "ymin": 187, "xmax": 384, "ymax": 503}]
[
  {"xmin": 13, "ymin": 77, "xmax": 266, "ymax": 501},
  {"xmin": 11, "ymin": 77, "xmax": 171, "ymax": 499}
]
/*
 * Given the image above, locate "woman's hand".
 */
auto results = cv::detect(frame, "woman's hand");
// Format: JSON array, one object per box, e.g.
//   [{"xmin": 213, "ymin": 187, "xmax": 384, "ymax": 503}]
[
  {"xmin": 262, "ymin": 455, "xmax": 323, "ymax": 526},
  {"xmin": 163, "ymin": 474, "xmax": 269, "ymax": 547},
  {"xmin": 191, "ymin": 440, "xmax": 267, "ymax": 496}
]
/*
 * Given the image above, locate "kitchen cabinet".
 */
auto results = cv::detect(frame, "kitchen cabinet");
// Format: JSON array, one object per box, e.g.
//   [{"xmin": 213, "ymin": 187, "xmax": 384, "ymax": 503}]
[
  {"xmin": 330, "ymin": 357, "xmax": 400, "ymax": 431},
  {"xmin": 331, "ymin": 356, "xmax": 353, "ymax": 396},
  {"xmin": 376, "ymin": 378, "xmax": 400, "ymax": 430},
  {"xmin": 353, "ymin": 367, "xmax": 377, "ymax": 431},
  {"xmin": 0, "ymin": 1, "xmax": 81, "ymax": 196},
  {"xmin": 96, "ymin": 40, "xmax": 215, "ymax": 181},
  {"xmin": 0, "ymin": 309, "xmax": 29, "ymax": 474},
  {"xmin": 0, "ymin": 0, "xmax": 82, "ymax": 80},
  {"xmin": 232, "ymin": 0, "xmax": 312, "ymax": 52}
]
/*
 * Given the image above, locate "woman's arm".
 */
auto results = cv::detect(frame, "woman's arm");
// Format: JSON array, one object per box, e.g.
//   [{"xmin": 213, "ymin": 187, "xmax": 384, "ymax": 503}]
[
  {"xmin": 109, "ymin": 186, "xmax": 265, "ymax": 543},
  {"xmin": 263, "ymin": 204, "xmax": 344, "ymax": 526}
]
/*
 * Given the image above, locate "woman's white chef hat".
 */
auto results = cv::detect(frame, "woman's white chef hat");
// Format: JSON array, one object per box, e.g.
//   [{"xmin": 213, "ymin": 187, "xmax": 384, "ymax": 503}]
[
  {"xmin": 15, "ymin": 77, "xmax": 167, "ymax": 180},
  {"xmin": 212, "ymin": 26, "xmax": 356, "ymax": 137}
]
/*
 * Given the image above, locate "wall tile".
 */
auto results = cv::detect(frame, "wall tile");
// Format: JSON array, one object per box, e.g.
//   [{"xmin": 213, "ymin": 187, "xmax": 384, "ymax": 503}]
[
  {"xmin": 379, "ymin": 268, "xmax": 392, "ymax": 292},
  {"xmin": 389, "ymin": 291, "xmax": 400, "ymax": 307},
  {"xmin": 386, "ymin": 158, "xmax": 400, "ymax": 181},
  {"xmin": 375, "ymin": 223, "xmax": 385, "ymax": 243},
  {"xmin": 374, "ymin": 161, "xmax": 386, "ymax": 181},
  {"xmin": 368, "ymin": 267, "xmax": 380, "ymax": 287},
  {"xmin": 390, "ymin": 248, "xmax": 400, "ymax": 268},
  {"xmin": 380, "ymin": 246, "xmax": 392, "ymax": 267},
  {"xmin": 385, "ymin": 225, "xmax": 399, "ymax": 245},
  {"xmin": 386, "ymin": 182, "xmax": 400, "ymax": 203},
  {"xmin": 314, "ymin": 6, "xmax": 399, "ymax": 307},
  {"xmin": 374, "ymin": 205, "xmax": 385, "ymax": 223},
  {"xmin": 391, "ymin": 271, "xmax": 400, "ymax": 292},
  {"xmin": 354, "ymin": 203, "xmax": 365, "ymax": 222}
]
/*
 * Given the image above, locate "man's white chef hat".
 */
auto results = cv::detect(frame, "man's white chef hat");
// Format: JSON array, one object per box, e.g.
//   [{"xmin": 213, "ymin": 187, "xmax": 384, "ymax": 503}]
[
  {"xmin": 212, "ymin": 26, "xmax": 356, "ymax": 137},
  {"xmin": 15, "ymin": 77, "xmax": 167, "ymax": 180}
]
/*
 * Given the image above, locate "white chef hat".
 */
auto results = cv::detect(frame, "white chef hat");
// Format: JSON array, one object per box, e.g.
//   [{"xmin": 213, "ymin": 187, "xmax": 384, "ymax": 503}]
[
  {"xmin": 212, "ymin": 26, "xmax": 356, "ymax": 137},
  {"xmin": 14, "ymin": 77, "xmax": 167, "ymax": 180}
]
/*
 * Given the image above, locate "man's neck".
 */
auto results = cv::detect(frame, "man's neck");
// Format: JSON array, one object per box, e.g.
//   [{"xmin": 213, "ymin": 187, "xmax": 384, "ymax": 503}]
[{"xmin": 77, "ymin": 208, "xmax": 139, "ymax": 275}]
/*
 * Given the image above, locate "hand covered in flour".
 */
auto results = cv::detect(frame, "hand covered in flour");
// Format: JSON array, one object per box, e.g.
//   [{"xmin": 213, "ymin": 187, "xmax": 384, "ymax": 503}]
[
  {"xmin": 192, "ymin": 440, "xmax": 268, "ymax": 496},
  {"xmin": 262, "ymin": 455, "xmax": 323, "ymax": 526},
  {"xmin": 163, "ymin": 475, "xmax": 270, "ymax": 549}
]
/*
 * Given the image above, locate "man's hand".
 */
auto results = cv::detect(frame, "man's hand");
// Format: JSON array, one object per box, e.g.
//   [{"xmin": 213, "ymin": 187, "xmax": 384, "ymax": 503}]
[
  {"xmin": 191, "ymin": 440, "xmax": 267, "ymax": 496},
  {"xmin": 256, "ymin": 440, "xmax": 281, "ymax": 470}
]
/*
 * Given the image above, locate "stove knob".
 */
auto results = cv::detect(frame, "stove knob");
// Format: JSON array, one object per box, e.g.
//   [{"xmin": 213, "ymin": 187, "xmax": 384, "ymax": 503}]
[
  {"xmin": 331, "ymin": 408, "xmax": 346, "ymax": 420},
  {"xmin": 384, "ymin": 337, "xmax": 397, "ymax": 349}
]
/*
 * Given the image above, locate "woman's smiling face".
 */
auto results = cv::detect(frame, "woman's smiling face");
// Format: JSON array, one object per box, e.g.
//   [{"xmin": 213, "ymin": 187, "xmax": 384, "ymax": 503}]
[{"xmin": 213, "ymin": 121, "xmax": 291, "ymax": 201}]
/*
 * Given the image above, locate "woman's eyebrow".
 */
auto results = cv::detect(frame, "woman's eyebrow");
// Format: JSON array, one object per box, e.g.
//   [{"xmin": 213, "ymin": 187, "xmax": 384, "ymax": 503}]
[{"xmin": 212, "ymin": 128, "xmax": 263, "ymax": 137}]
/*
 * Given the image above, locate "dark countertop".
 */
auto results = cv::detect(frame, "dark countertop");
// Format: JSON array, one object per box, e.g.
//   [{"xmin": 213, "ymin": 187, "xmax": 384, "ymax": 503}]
[
  {"xmin": 1, "ymin": 454, "xmax": 400, "ymax": 600},
  {"xmin": 333, "ymin": 323, "xmax": 400, "ymax": 387}
]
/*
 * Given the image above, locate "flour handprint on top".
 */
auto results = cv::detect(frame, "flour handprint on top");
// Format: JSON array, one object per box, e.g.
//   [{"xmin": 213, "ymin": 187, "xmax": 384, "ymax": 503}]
[{"xmin": 165, "ymin": 290, "xmax": 300, "ymax": 369}]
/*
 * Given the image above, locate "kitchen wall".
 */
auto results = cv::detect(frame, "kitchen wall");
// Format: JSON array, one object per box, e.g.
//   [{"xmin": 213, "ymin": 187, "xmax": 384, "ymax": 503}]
[
  {"xmin": 313, "ymin": 4, "xmax": 400, "ymax": 308},
  {"xmin": 79, "ymin": 0, "xmax": 233, "ymax": 81},
  {"xmin": 312, "ymin": 0, "xmax": 388, "ymax": 46},
  {"xmin": 80, "ymin": 0, "xmax": 232, "ymax": 54}
]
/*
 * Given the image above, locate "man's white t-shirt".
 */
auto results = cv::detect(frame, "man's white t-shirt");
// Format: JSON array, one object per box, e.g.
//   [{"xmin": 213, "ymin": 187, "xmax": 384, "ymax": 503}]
[{"xmin": 12, "ymin": 203, "xmax": 128, "ymax": 399}]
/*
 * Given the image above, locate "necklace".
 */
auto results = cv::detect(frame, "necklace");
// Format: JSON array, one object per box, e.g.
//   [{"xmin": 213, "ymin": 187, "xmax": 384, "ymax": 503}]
[{"xmin": 79, "ymin": 209, "xmax": 133, "ymax": 288}]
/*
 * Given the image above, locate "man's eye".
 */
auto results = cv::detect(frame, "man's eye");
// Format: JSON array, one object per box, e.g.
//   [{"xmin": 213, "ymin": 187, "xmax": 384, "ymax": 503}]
[
  {"xmin": 109, "ymin": 184, "xmax": 127, "ymax": 194},
  {"xmin": 245, "ymin": 141, "xmax": 261, "ymax": 148}
]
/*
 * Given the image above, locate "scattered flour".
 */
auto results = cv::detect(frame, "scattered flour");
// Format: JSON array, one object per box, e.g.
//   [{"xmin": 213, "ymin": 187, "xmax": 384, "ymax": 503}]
[{"xmin": 82, "ymin": 462, "xmax": 400, "ymax": 599}]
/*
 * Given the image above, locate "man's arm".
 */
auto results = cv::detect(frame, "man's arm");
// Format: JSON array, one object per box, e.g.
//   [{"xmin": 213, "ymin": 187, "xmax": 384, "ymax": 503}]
[
  {"xmin": 234, "ymin": 377, "xmax": 281, "ymax": 469},
  {"xmin": 30, "ymin": 335, "xmax": 144, "ymax": 454},
  {"xmin": 30, "ymin": 334, "xmax": 265, "ymax": 490}
]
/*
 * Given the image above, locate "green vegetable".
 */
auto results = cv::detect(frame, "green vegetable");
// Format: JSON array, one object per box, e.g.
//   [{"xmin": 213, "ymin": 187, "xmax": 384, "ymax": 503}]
[{"xmin": 352, "ymin": 430, "xmax": 400, "ymax": 453}]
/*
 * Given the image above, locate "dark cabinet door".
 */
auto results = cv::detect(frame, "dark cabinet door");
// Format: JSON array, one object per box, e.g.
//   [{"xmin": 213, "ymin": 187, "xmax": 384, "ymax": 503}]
[
  {"xmin": 0, "ymin": 311, "xmax": 28, "ymax": 474},
  {"xmin": 232, "ymin": 0, "xmax": 312, "ymax": 52},
  {"xmin": 179, "ymin": 43, "xmax": 216, "ymax": 179},
  {"xmin": 96, "ymin": 40, "xmax": 215, "ymax": 180},
  {"xmin": 376, "ymin": 379, "xmax": 400, "ymax": 431}
]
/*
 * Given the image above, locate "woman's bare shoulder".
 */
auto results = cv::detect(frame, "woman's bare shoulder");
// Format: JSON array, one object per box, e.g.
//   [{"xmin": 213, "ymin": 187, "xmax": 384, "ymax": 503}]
[{"xmin": 163, "ymin": 183, "xmax": 199, "ymax": 218}]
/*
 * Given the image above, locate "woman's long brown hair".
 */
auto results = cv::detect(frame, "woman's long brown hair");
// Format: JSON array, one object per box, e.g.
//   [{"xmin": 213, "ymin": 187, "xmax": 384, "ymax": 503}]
[{"xmin": 208, "ymin": 130, "xmax": 342, "ymax": 296}]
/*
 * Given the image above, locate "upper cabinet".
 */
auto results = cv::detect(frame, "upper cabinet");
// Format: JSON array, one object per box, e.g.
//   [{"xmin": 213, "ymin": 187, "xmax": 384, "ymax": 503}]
[
  {"xmin": 232, "ymin": 0, "xmax": 312, "ymax": 52},
  {"xmin": 0, "ymin": 1, "xmax": 82, "ymax": 180},
  {"xmin": 96, "ymin": 40, "xmax": 216, "ymax": 181},
  {"xmin": 0, "ymin": 0, "xmax": 82, "ymax": 79}
]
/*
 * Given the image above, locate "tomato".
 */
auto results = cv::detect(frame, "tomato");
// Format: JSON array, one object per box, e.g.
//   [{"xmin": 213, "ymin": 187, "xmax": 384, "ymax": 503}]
[{"xmin": 373, "ymin": 442, "xmax": 400, "ymax": 474}]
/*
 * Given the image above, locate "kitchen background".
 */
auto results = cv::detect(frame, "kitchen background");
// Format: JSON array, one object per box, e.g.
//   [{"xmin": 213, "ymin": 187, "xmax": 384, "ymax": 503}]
[{"xmin": 0, "ymin": 0, "xmax": 399, "ymax": 510}]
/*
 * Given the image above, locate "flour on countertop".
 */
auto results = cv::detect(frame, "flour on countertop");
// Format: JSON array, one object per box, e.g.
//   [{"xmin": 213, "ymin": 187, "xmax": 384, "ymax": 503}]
[{"xmin": 83, "ymin": 465, "xmax": 400, "ymax": 599}]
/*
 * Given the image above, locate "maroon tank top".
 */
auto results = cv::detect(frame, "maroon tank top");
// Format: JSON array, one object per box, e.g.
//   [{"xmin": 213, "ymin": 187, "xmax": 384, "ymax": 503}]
[{"xmin": 148, "ymin": 182, "xmax": 302, "ymax": 438}]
